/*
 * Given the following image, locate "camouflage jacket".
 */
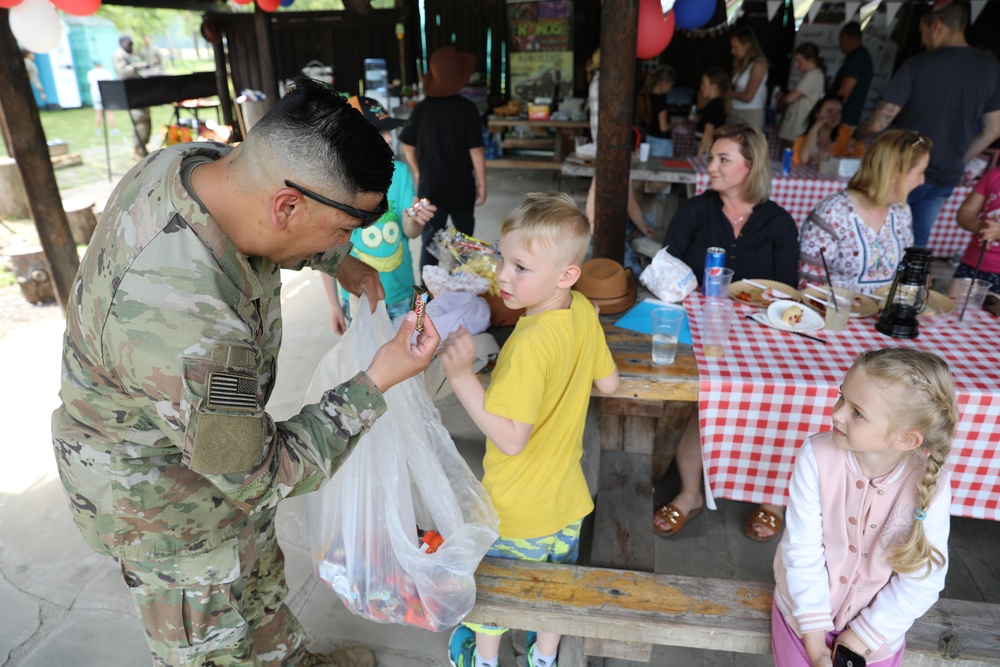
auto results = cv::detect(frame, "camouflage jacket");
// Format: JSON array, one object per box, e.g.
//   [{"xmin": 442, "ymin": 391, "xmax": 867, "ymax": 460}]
[{"xmin": 52, "ymin": 143, "xmax": 386, "ymax": 562}]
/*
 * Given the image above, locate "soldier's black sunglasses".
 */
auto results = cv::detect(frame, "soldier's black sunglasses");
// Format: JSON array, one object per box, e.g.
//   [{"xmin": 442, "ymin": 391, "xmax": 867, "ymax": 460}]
[{"xmin": 284, "ymin": 180, "xmax": 388, "ymax": 228}]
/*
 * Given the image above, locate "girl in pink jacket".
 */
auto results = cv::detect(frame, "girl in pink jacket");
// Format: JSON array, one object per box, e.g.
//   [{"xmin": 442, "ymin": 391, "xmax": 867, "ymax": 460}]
[{"xmin": 772, "ymin": 348, "xmax": 957, "ymax": 667}]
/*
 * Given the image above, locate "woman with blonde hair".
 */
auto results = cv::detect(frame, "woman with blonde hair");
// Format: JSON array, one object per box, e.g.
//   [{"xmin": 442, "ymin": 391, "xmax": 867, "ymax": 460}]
[
  {"xmin": 798, "ymin": 129, "xmax": 932, "ymax": 295},
  {"xmin": 729, "ymin": 27, "xmax": 769, "ymax": 129},
  {"xmin": 655, "ymin": 123, "xmax": 798, "ymax": 540}
]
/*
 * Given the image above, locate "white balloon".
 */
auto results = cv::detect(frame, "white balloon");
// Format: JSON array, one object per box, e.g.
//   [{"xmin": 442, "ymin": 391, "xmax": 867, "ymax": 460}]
[{"xmin": 10, "ymin": 0, "xmax": 62, "ymax": 54}]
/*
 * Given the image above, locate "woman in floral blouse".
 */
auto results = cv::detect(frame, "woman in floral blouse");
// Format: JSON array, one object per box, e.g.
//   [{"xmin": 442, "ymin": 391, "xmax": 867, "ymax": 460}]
[{"xmin": 798, "ymin": 129, "xmax": 931, "ymax": 295}]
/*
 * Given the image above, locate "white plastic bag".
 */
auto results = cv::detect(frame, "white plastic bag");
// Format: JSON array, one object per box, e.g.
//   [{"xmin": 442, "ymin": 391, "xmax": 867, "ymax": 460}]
[
  {"xmin": 304, "ymin": 296, "xmax": 499, "ymax": 631},
  {"xmin": 639, "ymin": 247, "xmax": 698, "ymax": 303}
]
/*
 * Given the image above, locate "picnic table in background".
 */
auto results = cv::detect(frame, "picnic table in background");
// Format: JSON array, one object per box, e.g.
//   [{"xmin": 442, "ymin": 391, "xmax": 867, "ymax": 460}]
[{"xmin": 683, "ymin": 292, "xmax": 1000, "ymax": 521}]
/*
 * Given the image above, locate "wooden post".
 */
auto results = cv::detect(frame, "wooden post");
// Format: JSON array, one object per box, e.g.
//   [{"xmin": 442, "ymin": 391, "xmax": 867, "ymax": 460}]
[
  {"xmin": 253, "ymin": 6, "xmax": 278, "ymax": 112},
  {"xmin": 592, "ymin": 0, "xmax": 638, "ymax": 264},
  {"xmin": 0, "ymin": 10, "xmax": 79, "ymax": 310},
  {"xmin": 211, "ymin": 38, "xmax": 236, "ymax": 133}
]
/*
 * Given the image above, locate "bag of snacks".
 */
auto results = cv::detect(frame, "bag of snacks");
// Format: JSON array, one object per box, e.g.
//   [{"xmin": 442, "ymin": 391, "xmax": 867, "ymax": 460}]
[
  {"xmin": 425, "ymin": 229, "xmax": 500, "ymax": 297},
  {"xmin": 304, "ymin": 295, "xmax": 498, "ymax": 631}
]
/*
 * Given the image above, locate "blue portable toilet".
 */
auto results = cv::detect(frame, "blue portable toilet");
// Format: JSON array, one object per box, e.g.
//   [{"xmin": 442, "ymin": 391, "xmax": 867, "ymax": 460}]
[
  {"xmin": 29, "ymin": 21, "xmax": 82, "ymax": 109},
  {"xmin": 65, "ymin": 15, "xmax": 120, "ymax": 106}
]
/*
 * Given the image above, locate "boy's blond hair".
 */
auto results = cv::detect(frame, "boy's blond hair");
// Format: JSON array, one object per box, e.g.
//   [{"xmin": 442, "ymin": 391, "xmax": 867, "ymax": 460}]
[{"xmin": 500, "ymin": 192, "xmax": 591, "ymax": 266}]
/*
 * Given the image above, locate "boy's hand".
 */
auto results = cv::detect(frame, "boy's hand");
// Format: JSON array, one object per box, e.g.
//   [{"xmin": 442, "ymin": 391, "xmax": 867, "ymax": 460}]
[
  {"xmin": 439, "ymin": 326, "xmax": 476, "ymax": 380},
  {"xmin": 405, "ymin": 197, "xmax": 437, "ymax": 227},
  {"xmin": 337, "ymin": 256, "xmax": 386, "ymax": 311}
]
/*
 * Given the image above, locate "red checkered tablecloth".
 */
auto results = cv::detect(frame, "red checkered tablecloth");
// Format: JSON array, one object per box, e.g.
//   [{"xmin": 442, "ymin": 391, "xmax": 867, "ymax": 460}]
[
  {"xmin": 683, "ymin": 293, "xmax": 1000, "ymax": 521},
  {"xmin": 688, "ymin": 157, "xmax": 973, "ymax": 259}
]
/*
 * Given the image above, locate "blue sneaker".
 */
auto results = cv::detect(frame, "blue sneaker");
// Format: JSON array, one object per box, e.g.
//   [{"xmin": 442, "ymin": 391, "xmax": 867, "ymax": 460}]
[
  {"xmin": 526, "ymin": 632, "xmax": 557, "ymax": 667},
  {"xmin": 449, "ymin": 625, "xmax": 476, "ymax": 667}
]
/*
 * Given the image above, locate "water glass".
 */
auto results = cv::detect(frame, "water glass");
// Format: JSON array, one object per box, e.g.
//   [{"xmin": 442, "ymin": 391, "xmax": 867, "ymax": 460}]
[
  {"xmin": 651, "ymin": 308, "xmax": 684, "ymax": 366},
  {"xmin": 702, "ymin": 300, "xmax": 733, "ymax": 358},
  {"xmin": 704, "ymin": 267, "xmax": 734, "ymax": 302},
  {"xmin": 824, "ymin": 289, "xmax": 853, "ymax": 331},
  {"xmin": 948, "ymin": 278, "xmax": 990, "ymax": 327}
]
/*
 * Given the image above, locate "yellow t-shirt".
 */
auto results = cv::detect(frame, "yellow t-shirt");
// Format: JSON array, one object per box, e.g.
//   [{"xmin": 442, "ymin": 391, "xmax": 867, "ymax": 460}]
[{"xmin": 483, "ymin": 291, "xmax": 617, "ymax": 539}]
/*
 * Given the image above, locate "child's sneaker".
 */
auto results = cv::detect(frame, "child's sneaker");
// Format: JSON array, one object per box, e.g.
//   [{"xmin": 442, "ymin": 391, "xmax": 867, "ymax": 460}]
[
  {"xmin": 525, "ymin": 632, "xmax": 557, "ymax": 667},
  {"xmin": 448, "ymin": 625, "xmax": 477, "ymax": 667}
]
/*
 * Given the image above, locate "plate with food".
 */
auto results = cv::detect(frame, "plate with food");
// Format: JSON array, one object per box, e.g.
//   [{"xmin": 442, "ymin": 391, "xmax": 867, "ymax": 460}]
[
  {"xmin": 801, "ymin": 285, "xmax": 879, "ymax": 318},
  {"xmin": 765, "ymin": 301, "xmax": 824, "ymax": 332},
  {"xmin": 729, "ymin": 279, "xmax": 801, "ymax": 308},
  {"xmin": 873, "ymin": 286, "xmax": 955, "ymax": 318}
]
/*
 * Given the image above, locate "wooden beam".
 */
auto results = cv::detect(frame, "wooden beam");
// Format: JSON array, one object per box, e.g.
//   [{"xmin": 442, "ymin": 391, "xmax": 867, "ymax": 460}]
[
  {"xmin": 0, "ymin": 11, "xmax": 79, "ymax": 310},
  {"xmin": 592, "ymin": 0, "xmax": 638, "ymax": 263},
  {"xmin": 253, "ymin": 5, "xmax": 279, "ymax": 111}
]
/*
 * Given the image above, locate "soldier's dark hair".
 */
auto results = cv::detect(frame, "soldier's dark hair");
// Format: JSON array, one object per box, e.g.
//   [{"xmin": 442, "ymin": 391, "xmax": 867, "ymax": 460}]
[{"xmin": 247, "ymin": 76, "xmax": 394, "ymax": 199}]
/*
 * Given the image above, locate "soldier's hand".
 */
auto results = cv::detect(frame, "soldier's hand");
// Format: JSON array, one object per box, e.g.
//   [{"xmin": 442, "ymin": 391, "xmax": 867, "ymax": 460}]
[
  {"xmin": 366, "ymin": 312, "xmax": 441, "ymax": 392},
  {"xmin": 337, "ymin": 255, "xmax": 385, "ymax": 311}
]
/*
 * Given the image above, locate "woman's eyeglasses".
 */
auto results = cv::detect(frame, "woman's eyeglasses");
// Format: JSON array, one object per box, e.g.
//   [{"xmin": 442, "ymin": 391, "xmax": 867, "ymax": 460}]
[{"xmin": 284, "ymin": 180, "xmax": 388, "ymax": 228}]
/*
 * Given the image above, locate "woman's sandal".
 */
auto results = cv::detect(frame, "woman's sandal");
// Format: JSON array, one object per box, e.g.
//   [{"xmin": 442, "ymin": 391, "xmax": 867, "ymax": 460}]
[
  {"xmin": 744, "ymin": 507, "xmax": 783, "ymax": 542},
  {"xmin": 653, "ymin": 503, "xmax": 703, "ymax": 538}
]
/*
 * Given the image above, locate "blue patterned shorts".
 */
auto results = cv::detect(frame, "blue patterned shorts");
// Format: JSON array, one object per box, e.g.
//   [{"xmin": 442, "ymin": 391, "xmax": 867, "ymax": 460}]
[{"xmin": 462, "ymin": 519, "xmax": 583, "ymax": 636}]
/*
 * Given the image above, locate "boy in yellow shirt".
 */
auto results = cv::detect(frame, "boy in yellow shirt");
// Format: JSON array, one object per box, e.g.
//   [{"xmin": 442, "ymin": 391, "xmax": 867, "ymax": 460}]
[{"xmin": 440, "ymin": 192, "xmax": 620, "ymax": 667}]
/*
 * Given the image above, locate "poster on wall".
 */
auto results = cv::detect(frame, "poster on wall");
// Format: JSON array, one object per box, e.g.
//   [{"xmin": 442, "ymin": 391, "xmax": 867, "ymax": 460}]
[{"xmin": 507, "ymin": 0, "xmax": 573, "ymax": 103}]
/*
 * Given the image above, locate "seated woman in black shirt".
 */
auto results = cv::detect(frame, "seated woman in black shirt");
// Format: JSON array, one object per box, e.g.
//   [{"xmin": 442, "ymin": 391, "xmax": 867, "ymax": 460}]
[
  {"xmin": 694, "ymin": 68, "xmax": 730, "ymax": 158},
  {"xmin": 656, "ymin": 124, "xmax": 799, "ymax": 543}
]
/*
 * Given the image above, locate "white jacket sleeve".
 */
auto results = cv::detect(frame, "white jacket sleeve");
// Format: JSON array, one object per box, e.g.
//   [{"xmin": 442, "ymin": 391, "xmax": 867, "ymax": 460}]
[
  {"xmin": 850, "ymin": 474, "xmax": 951, "ymax": 651},
  {"xmin": 780, "ymin": 440, "xmax": 836, "ymax": 633}
]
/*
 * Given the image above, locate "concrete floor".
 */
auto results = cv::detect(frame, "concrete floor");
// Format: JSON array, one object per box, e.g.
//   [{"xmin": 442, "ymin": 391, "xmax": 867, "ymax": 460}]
[{"xmin": 1, "ymin": 167, "xmax": 997, "ymax": 667}]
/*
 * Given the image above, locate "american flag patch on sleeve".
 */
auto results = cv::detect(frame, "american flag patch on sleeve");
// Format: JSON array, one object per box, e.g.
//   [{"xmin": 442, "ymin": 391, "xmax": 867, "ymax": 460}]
[{"xmin": 207, "ymin": 372, "xmax": 259, "ymax": 412}]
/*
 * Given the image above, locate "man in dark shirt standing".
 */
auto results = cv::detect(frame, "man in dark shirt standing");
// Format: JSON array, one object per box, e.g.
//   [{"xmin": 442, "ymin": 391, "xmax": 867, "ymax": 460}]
[
  {"xmin": 854, "ymin": 1, "xmax": 1000, "ymax": 248},
  {"xmin": 400, "ymin": 47, "xmax": 487, "ymax": 275},
  {"xmin": 830, "ymin": 22, "xmax": 873, "ymax": 128}
]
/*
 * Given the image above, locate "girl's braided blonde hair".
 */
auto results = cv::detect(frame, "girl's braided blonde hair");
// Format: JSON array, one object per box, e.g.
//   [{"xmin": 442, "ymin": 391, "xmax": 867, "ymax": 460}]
[{"xmin": 854, "ymin": 348, "xmax": 957, "ymax": 576}]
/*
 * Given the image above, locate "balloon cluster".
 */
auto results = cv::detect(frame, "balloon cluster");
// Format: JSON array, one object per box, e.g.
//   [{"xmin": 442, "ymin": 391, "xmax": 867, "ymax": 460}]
[
  {"xmin": 4, "ymin": 0, "xmax": 98, "ymax": 53},
  {"xmin": 232, "ymin": 0, "xmax": 294, "ymax": 11},
  {"xmin": 637, "ymin": 0, "xmax": 717, "ymax": 60}
]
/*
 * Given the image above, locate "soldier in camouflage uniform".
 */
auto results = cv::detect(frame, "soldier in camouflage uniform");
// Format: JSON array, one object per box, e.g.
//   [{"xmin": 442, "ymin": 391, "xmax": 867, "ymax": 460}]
[{"xmin": 51, "ymin": 76, "xmax": 441, "ymax": 667}]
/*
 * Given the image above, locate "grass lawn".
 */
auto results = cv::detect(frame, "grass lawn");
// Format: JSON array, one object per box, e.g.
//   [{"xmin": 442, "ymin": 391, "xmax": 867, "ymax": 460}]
[
  {"xmin": 0, "ymin": 58, "xmax": 225, "ymax": 294},
  {"xmin": 1, "ymin": 57, "xmax": 223, "ymax": 194}
]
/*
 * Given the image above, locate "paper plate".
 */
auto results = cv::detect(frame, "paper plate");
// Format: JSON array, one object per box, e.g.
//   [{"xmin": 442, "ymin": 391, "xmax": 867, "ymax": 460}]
[
  {"xmin": 874, "ymin": 286, "xmax": 955, "ymax": 318},
  {"xmin": 802, "ymin": 286, "xmax": 879, "ymax": 318},
  {"xmin": 766, "ymin": 300, "xmax": 824, "ymax": 332},
  {"xmin": 729, "ymin": 279, "xmax": 801, "ymax": 308}
]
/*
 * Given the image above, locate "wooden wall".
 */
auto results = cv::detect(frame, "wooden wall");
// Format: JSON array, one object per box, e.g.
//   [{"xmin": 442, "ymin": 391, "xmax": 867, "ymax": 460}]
[{"xmin": 208, "ymin": 0, "xmax": 606, "ymax": 112}]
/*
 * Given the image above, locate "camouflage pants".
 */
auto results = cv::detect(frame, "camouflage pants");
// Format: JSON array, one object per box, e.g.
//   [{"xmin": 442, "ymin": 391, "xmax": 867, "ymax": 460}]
[
  {"xmin": 120, "ymin": 508, "xmax": 308, "ymax": 666},
  {"xmin": 129, "ymin": 107, "xmax": 151, "ymax": 154}
]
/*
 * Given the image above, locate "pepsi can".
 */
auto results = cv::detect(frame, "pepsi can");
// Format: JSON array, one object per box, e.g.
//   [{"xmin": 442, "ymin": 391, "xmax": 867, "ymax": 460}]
[
  {"xmin": 781, "ymin": 147, "xmax": 792, "ymax": 176},
  {"xmin": 703, "ymin": 247, "xmax": 726, "ymax": 296}
]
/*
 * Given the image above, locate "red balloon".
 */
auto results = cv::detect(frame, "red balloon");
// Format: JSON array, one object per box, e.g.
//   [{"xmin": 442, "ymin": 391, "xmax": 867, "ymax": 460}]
[
  {"xmin": 233, "ymin": 0, "xmax": 253, "ymax": 5},
  {"xmin": 636, "ymin": 0, "xmax": 676, "ymax": 60},
  {"xmin": 0, "ymin": 0, "xmax": 25, "ymax": 9},
  {"xmin": 51, "ymin": 0, "xmax": 101, "ymax": 16},
  {"xmin": 257, "ymin": 0, "xmax": 280, "ymax": 11}
]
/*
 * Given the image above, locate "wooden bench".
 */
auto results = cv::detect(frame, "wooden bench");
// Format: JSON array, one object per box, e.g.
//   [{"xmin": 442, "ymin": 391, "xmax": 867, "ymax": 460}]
[{"xmin": 466, "ymin": 557, "xmax": 1000, "ymax": 667}]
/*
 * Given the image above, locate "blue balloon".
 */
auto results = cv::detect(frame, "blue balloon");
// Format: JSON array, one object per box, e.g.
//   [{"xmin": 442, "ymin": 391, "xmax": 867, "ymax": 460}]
[
  {"xmin": 673, "ymin": 0, "xmax": 716, "ymax": 30},
  {"xmin": 280, "ymin": 0, "xmax": 294, "ymax": 6}
]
